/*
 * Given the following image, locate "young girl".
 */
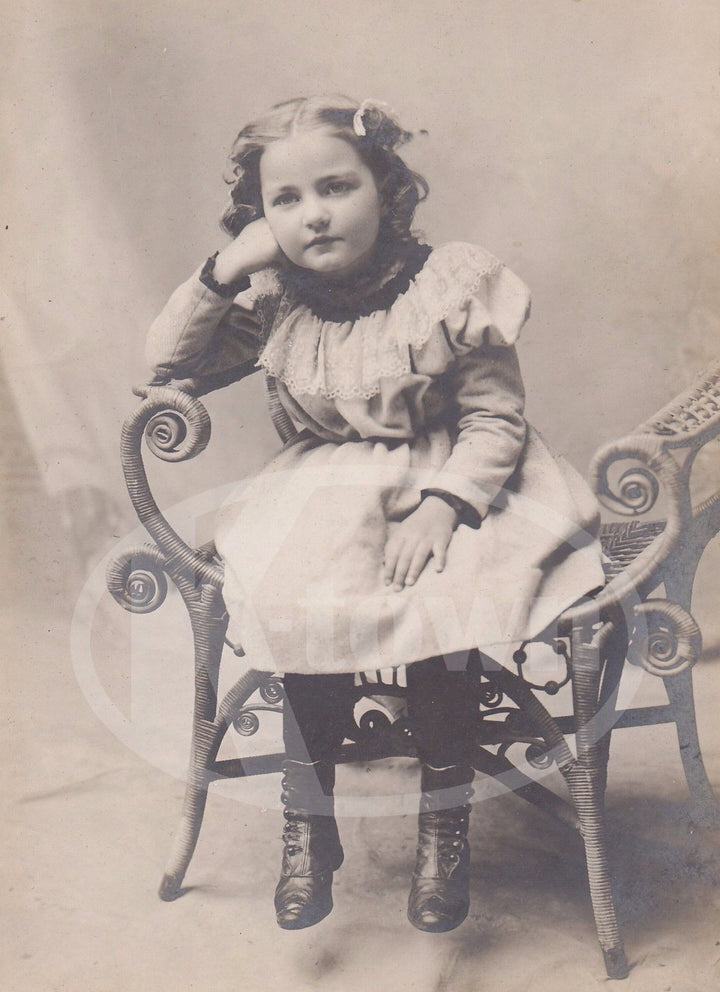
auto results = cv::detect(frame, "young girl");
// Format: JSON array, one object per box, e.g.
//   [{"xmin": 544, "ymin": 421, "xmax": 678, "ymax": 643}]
[{"xmin": 146, "ymin": 95, "xmax": 604, "ymax": 934}]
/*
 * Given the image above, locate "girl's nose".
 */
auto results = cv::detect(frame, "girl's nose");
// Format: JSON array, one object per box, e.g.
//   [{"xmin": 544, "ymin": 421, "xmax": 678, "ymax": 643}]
[{"xmin": 303, "ymin": 197, "xmax": 330, "ymax": 230}]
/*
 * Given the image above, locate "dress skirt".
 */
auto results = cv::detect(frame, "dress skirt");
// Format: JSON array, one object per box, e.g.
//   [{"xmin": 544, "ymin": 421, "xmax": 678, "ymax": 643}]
[{"xmin": 215, "ymin": 424, "xmax": 605, "ymax": 676}]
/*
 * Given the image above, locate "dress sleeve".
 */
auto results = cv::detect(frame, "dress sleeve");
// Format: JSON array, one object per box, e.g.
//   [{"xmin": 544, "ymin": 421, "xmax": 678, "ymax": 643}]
[
  {"xmin": 421, "ymin": 264, "xmax": 531, "ymax": 524},
  {"xmin": 146, "ymin": 266, "xmax": 264, "ymax": 380}
]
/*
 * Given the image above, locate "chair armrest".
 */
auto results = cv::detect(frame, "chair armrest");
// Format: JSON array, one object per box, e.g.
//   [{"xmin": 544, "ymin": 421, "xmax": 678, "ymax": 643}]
[
  {"xmin": 562, "ymin": 361, "xmax": 720, "ymax": 631},
  {"xmin": 120, "ymin": 383, "xmax": 223, "ymax": 591}
]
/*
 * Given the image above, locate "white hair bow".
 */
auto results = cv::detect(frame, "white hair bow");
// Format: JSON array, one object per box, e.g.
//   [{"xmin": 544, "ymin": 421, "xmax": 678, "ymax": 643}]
[{"xmin": 352, "ymin": 99, "xmax": 397, "ymax": 137}]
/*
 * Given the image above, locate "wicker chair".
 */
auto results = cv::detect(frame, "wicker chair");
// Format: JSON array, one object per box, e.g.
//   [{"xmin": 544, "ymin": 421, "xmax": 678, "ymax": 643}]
[{"xmin": 107, "ymin": 359, "xmax": 720, "ymax": 980}]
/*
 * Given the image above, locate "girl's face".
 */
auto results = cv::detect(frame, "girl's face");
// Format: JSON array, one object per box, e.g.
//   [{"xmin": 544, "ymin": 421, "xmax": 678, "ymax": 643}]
[{"xmin": 260, "ymin": 130, "xmax": 382, "ymax": 279}]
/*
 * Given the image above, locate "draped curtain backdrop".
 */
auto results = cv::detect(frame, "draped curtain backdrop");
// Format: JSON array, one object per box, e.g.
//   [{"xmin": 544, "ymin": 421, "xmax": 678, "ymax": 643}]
[{"xmin": 2, "ymin": 0, "xmax": 719, "ymax": 523}]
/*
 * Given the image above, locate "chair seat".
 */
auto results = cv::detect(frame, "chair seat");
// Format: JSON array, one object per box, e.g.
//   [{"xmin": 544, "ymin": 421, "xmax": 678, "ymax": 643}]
[{"xmin": 599, "ymin": 520, "xmax": 666, "ymax": 580}]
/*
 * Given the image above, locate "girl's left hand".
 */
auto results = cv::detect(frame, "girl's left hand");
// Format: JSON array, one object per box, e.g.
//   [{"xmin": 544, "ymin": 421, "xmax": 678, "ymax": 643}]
[{"xmin": 383, "ymin": 496, "xmax": 459, "ymax": 591}]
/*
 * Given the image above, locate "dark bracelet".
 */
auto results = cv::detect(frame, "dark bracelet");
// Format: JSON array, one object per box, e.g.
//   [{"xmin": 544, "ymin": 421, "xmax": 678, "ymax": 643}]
[
  {"xmin": 199, "ymin": 252, "xmax": 252, "ymax": 298},
  {"xmin": 421, "ymin": 489, "xmax": 482, "ymax": 528}
]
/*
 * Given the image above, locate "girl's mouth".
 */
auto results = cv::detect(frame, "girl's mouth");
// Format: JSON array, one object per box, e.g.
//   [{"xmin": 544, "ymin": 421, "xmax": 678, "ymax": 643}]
[{"xmin": 307, "ymin": 236, "xmax": 339, "ymax": 248}]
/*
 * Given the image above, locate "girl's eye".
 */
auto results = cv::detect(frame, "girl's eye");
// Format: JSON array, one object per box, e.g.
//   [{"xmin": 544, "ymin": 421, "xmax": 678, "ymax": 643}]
[
  {"xmin": 325, "ymin": 181, "xmax": 353, "ymax": 195},
  {"xmin": 272, "ymin": 192, "xmax": 299, "ymax": 207}
]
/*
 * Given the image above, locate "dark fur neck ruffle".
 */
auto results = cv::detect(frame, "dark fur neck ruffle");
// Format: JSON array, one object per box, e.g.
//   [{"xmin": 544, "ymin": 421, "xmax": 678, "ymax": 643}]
[{"xmin": 278, "ymin": 238, "xmax": 432, "ymax": 323}]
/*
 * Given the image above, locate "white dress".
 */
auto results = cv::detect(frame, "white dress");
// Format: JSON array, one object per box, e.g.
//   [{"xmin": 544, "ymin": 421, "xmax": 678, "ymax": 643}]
[{"xmin": 147, "ymin": 242, "xmax": 605, "ymax": 676}]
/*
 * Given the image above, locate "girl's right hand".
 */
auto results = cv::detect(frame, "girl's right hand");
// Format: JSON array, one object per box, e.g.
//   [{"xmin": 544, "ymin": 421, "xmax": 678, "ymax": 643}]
[
  {"xmin": 213, "ymin": 218, "xmax": 283, "ymax": 283},
  {"xmin": 383, "ymin": 495, "xmax": 459, "ymax": 591}
]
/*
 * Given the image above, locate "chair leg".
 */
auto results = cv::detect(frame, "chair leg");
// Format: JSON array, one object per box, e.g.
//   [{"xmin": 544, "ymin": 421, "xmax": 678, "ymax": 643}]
[
  {"xmin": 662, "ymin": 541, "xmax": 720, "ymax": 824},
  {"xmin": 159, "ymin": 584, "xmax": 228, "ymax": 900},
  {"xmin": 159, "ymin": 783, "xmax": 214, "ymax": 901},
  {"xmin": 570, "ymin": 624, "xmax": 628, "ymax": 980},
  {"xmin": 663, "ymin": 669, "xmax": 720, "ymax": 826},
  {"xmin": 563, "ymin": 762, "xmax": 627, "ymax": 978},
  {"xmin": 472, "ymin": 653, "xmax": 627, "ymax": 978}
]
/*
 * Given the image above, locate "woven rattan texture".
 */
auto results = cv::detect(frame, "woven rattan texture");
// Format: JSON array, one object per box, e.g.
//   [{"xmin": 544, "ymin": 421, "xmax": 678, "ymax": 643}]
[
  {"xmin": 642, "ymin": 362, "xmax": 720, "ymax": 437},
  {"xmin": 599, "ymin": 520, "xmax": 666, "ymax": 580}
]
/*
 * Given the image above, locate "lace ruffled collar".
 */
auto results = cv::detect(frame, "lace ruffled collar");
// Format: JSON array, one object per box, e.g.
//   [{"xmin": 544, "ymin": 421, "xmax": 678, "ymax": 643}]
[{"xmin": 255, "ymin": 242, "xmax": 505, "ymax": 401}]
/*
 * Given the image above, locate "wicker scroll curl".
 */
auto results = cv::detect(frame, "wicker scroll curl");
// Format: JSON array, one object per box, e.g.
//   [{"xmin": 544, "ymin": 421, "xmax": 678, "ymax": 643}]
[
  {"xmin": 106, "ymin": 544, "xmax": 168, "ymax": 614},
  {"xmin": 589, "ymin": 434, "xmax": 680, "ymax": 518},
  {"xmin": 139, "ymin": 389, "xmax": 212, "ymax": 463},
  {"xmin": 628, "ymin": 599, "xmax": 702, "ymax": 677}
]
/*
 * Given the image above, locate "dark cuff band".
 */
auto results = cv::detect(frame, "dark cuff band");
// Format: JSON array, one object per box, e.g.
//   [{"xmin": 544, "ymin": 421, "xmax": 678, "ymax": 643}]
[
  {"xmin": 421, "ymin": 489, "xmax": 482, "ymax": 529},
  {"xmin": 199, "ymin": 252, "xmax": 252, "ymax": 298}
]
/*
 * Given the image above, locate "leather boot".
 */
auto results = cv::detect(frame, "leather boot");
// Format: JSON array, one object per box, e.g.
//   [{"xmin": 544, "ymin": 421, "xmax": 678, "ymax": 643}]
[
  {"xmin": 408, "ymin": 763, "xmax": 475, "ymax": 933},
  {"xmin": 274, "ymin": 759, "xmax": 344, "ymax": 930}
]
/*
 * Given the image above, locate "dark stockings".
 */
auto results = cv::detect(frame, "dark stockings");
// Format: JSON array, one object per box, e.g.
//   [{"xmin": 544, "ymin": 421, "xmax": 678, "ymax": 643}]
[
  {"xmin": 282, "ymin": 672, "xmax": 355, "ymax": 763},
  {"xmin": 283, "ymin": 655, "xmax": 479, "ymax": 765},
  {"xmin": 405, "ymin": 654, "xmax": 479, "ymax": 767}
]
